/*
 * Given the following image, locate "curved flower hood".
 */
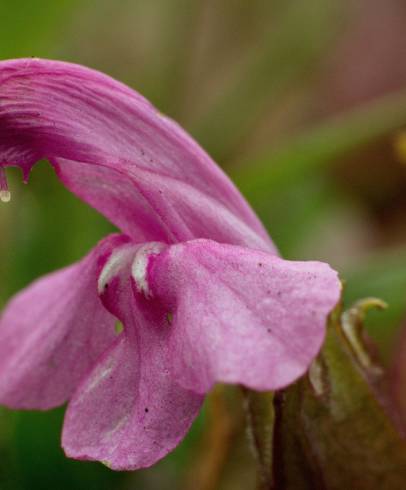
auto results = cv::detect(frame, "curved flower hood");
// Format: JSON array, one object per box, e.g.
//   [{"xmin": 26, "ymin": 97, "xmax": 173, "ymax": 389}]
[
  {"xmin": 0, "ymin": 58, "xmax": 273, "ymax": 250},
  {"xmin": 0, "ymin": 58, "xmax": 341, "ymax": 470}
]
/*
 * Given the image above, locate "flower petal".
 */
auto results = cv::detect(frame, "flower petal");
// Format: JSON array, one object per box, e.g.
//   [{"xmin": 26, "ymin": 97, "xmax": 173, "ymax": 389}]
[
  {"xmin": 0, "ymin": 234, "xmax": 129, "ymax": 409},
  {"xmin": 147, "ymin": 239, "xmax": 341, "ymax": 393},
  {"xmin": 62, "ymin": 246, "xmax": 203, "ymax": 470},
  {"xmin": 0, "ymin": 58, "xmax": 274, "ymax": 252}
]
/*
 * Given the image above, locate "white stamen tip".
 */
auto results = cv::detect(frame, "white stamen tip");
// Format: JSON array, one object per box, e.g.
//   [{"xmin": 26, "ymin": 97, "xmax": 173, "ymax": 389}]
[
  {"xmin": 97, "ymin": 246, "xmax": 136, "ymax": 294},
  {"xmin": 0, "ymin": 190, "xmax": 11, "ymax": 203},
  {"xmin": 131, "ymin": 242, "xmax": 165, "ymax": 297}
]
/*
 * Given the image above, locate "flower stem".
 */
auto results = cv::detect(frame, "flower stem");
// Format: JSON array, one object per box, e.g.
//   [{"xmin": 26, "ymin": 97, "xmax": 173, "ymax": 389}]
[{"xmin": 242, "ymin": 388, "xmax": 275, "ymax": 489}]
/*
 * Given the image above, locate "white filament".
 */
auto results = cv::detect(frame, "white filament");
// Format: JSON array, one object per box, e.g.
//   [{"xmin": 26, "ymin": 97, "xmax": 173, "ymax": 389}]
[
  {"xmin": 97, "ymin": 246, "xmax": 135, "ymax": 294},
  {"xmin": 131, "ymin": 242, "xmax": 165, "ymax": 297}
]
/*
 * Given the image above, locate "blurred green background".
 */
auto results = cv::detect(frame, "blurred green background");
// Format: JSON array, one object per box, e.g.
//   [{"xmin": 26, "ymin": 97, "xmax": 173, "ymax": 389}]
[{"xmin": 2, "ymin": 0, "xmax": 406, "ymax": 488}]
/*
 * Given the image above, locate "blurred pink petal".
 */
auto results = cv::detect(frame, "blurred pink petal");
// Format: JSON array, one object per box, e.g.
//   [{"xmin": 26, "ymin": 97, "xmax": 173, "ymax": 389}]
[{"xmin": 0, "ymin": 234, "xmax": 129, "ymax": 409}]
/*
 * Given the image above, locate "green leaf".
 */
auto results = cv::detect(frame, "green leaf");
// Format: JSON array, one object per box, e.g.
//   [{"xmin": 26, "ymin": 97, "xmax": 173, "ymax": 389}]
[{"xmin": 274, "ymin": 304, "xmax": 406, "ymax": 489}]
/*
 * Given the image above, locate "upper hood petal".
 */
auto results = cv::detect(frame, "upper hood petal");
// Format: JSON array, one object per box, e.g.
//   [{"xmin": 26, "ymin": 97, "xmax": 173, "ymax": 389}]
[{"xmin": 0, "ymin": 58, "xmax": 274, "ymax": 251}]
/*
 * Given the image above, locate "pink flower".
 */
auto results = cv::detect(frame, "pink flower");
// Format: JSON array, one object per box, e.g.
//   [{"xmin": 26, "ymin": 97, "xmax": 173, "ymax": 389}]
[{"xmin": 0, "ymin": 59, "xmax": 340, "ymax": 470}]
